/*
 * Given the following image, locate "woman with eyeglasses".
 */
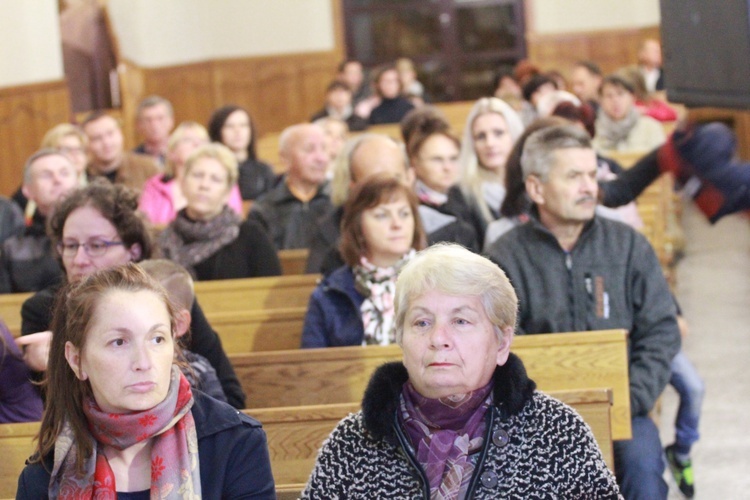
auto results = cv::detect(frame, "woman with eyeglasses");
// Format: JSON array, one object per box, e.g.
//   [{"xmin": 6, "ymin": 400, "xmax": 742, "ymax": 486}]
[
  {"xmin": 21, "ymin": 179, "xmax": 149, "ymax": 342},
  {"xmin": 16, "ymin": 178, "xmax": 247, "ymax": 408},
  {"xmin": 403, "ymin": 108, "xmax": 478, "ymax": 252}
]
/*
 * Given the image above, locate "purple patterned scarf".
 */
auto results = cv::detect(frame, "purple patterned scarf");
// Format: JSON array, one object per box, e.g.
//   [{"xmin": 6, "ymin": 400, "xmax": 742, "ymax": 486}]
[{"xmin": 399, "ymin": 381, "xmax": 493, "ymax": 499}]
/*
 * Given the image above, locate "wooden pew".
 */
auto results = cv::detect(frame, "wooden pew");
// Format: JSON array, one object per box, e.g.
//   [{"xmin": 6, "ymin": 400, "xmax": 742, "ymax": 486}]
[
  {"xmin": 193, "ymin": 274, "xmax": 318, "ymax": 316},
  {"xmin": 0, "ymin": 276, "xmax": 317, "ymax": 352},
  {"xmin": 360, "ymin": 123, "xmax": 402, "ymax": 141},
  {"xmin": 434, "ymin": 100, "xmax": 475, "ymax": 133},
  {"xmin": 0, "ymin": 275, "xmax": 318, "ymax": 341},
  {"xmin": 0, "ymin": 389, "xmax": 613, "ymax": 500},
  {"xmin": 194, "ymin": 275, "xmax": 317, "ymax": 352},
  {"xmin": 232, "ymin": 329, "xmax": 631, "ymax": 441},
  {"xmin": 0, "ymin": 421, "xmax": 37, "ymax": 499},
  {"xmin": 0, "ymin": 292, "xmax": 31, "ymax": 337},
  {"xmin": 261, "ymin": 388, "xmax": 614, "ymax": 497},
  {"xmin": 256, "ymin": 131, "xmax": 283, "ymax": 174},
  {"xmin": 210, "ymin": 307, "xmax": 307, "ymax": 353},
  {"xmin": 277, "ymin": 248, "xmax": 311, "ymax": 276},
  {"xmin": 606, "ymin": 150, "xmax": 680, "ymax": 274}
]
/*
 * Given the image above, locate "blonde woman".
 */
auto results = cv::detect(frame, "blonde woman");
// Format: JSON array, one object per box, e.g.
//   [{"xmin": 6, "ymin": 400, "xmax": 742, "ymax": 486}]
[
  {"xmin": 458, "ymin": 97, "xmax": 524, "ymax": 247},
  {"xmin": 139, "ymin": 122, "xmax": 243, "ymax": 226},
  {"xmin": 159, "ymin": 143, "xmax": 280, "ymax": 280}
]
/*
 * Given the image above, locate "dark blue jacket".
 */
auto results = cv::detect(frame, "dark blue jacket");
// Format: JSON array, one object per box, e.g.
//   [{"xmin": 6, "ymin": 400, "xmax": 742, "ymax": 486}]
[
  {"xmin": 15, "ymin": 391, "xmax": 275, "ymax": 499},
  {"xmin": 301, "ymin": 266, "xmax": 365, "ymax": 348}
]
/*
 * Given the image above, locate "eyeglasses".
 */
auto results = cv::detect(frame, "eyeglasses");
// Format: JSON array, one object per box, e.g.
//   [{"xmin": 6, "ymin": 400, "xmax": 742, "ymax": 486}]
[{"xmin": 56, "ymin": 239, "xmax": 125, "ymax": 258}]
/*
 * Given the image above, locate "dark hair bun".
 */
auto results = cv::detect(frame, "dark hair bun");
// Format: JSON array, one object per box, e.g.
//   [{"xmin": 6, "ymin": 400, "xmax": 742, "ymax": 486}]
[{"xmin": 401, "ymin": 107, "xmax": 451, "ymax": 157}]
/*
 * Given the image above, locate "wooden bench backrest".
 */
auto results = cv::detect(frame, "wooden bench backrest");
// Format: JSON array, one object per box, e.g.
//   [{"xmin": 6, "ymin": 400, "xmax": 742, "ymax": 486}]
[
  {"xmin": 193, "ymin": 274, "xmax": 318, "ymax": 316},
  {"xmin": 0, "ymin": 292, "xmax": 31, "ymax": 337},
  {"xmin": 256, "ymin": 132, "xmax": 283, "ymax": 174},
  {"xmin": 210, "ymin": 308, "xmax": 307, "ymax": 352},
  {"xmin": 0, "ymin": 389, "xmax": 612, "ymax": 499},
  {"xmin": 258, "ymin": 387, "xmax": 614, "ymax": 494},
  {"xmin": 434, "ymin": 100, "xmax": 474, "ymax": 134},
  {"xmin": 0, "ymin": 421, "xmax": 38, "ymax": 499},
  {"xmin": 277, "ymin": 248, "xmax": 311, "ymax": 276},
  {"xmin": 232, "ymin": 329, "xmax": 631, "ymax": 440},
  {"xmin": 0, "ymin": 274, "xmax": 320, "ymax": 340}
]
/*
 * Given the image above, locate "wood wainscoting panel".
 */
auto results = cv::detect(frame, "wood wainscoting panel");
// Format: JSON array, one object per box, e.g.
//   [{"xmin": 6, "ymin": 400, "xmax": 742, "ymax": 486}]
[
  {"xmin": 298, "ymin": 53, "xmax": 340, "ymax": 122},
  {"xmin": 0, "ymin": 80, "xmax": 71, "ymax": 196},
  {"xmin": 116, "ymin": 51, "xmax": 339, "ymax": 144},
  {"xmin": 527, "ymin": 25, "xmax": 660, "ymax": 79},
  {"xmin": 142, "ymin": 61, "xmax": 216, "ymax": 129},
  {"xmin": 215, "ymin": 52, "xmax": 338, "ymax": 136},
  {"xmin": 218, "ymin": 57, "xmax": 300, "ymax": 136}
]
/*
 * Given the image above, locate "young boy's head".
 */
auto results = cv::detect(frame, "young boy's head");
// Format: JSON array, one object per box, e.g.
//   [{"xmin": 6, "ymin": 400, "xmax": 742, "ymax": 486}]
[{"xmin": 139, "ymin": 259, "xmax": 195, "ymax": 337}]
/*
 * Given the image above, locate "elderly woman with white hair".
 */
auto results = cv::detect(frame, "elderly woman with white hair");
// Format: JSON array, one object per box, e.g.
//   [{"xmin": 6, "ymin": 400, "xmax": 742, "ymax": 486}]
[
  {"xmin": 302, "ymin": 244, "xmax": 621, "ymax": 499},
  {"xmin": 458, "ymin": 97, "xmax": 525, "ymax": 248}
]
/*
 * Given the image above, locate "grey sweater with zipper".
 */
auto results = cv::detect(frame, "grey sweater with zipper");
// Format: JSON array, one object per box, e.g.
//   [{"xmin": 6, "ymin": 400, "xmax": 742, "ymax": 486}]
[{"xmin": 488, "ymin": 213, "xmax": 680, "ymax": 417}]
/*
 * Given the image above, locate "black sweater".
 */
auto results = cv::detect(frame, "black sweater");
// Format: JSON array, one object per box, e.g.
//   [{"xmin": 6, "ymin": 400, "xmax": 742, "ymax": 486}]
[{"xmin": 193, "ymin": 219, "xmax": 282, "ymax": 281}]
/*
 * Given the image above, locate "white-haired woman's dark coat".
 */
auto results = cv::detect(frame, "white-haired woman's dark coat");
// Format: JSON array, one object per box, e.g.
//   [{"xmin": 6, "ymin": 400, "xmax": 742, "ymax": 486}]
[{"xmin": 302, "ymin": 355, "xmax": 621, "ymax": 499}]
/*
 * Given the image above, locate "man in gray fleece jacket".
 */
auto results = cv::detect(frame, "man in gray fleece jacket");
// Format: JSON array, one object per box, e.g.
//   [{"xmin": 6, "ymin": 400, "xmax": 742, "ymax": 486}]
[{"xmin": 487, "ymin": 124, "xmax": 680, "ymax": 500}]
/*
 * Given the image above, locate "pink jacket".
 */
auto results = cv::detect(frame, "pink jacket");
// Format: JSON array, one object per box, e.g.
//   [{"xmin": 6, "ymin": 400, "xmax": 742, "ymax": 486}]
[{"xmin": 139, "ymin": 174, "xmax": 244, "ymax": 226}]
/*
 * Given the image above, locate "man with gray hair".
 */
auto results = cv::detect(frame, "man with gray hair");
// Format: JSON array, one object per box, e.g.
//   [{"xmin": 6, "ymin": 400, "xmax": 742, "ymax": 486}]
[
  {"xmin": 133, "ymin": 95, "xmax": 175, "ymax": 164},
  {"xmin": 0, "ymin": 150, "xmax": 78, "ymax": 293},
  {"xmin": 249, "ymin": 123, "xmax": 332, "ymax": 249},
  {"xmin": 487, "ymin": 124, "xmax": 680, "ymax": 500}
]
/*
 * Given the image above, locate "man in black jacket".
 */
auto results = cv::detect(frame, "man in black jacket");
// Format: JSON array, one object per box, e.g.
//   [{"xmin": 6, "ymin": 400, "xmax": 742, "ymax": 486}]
[
  {"xmin": 0, "ymin": 150, "xmax": 77, "ymax": 293},
  {"xmin": 488, "ymin": 124, "xmax": 681, "ymax": 500},
  {"xmin": 249, "ymin": 123, "xmax": 333, "ymax": 251}
]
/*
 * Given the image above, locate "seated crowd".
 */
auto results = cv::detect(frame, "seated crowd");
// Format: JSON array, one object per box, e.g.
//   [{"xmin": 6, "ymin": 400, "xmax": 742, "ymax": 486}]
[{"xmin": 7, "ymin": 41, "xmax": 750, "ymax": 498}]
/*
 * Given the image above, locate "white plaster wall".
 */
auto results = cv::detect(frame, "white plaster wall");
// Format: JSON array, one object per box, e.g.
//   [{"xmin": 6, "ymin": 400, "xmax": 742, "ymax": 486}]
[
  {"xmin": 107, "ymin": 0, "xmax": 335, "ymax": 67},
  {"xmin": 0, "ymin": 0, "xmax": 661, "ymax": 89},
  {"xmin": 0, "ymin": 0, "xmax": 64, "ymax": 87},
  {"xmin": 530, "ymin": 0, "xmax": 661, "ymax": 34}
]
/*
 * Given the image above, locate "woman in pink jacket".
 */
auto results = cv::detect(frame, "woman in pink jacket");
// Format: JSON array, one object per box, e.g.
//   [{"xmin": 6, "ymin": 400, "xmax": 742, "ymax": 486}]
[{"xmin": 139, "ymin": 122, "xmax": 242, "ymax": 227}]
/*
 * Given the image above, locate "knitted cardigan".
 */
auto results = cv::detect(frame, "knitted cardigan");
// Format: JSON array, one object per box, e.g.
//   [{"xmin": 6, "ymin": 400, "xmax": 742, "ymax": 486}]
[{"xmin": 302, "ymin": 354, "xmax": 621, "ymax": 499}]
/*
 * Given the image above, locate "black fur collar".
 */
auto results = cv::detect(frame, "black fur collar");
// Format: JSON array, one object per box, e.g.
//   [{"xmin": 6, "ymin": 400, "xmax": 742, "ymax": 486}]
[{"xmin": 362, "ymin": 352, "xmax": 536, "ymax": 441}]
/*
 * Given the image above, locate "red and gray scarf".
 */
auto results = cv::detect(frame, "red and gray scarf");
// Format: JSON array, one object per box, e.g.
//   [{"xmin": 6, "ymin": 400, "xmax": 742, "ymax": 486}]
[{"xmin": 49, "ymin": 366, "xmax": 201, "ymax": 499}]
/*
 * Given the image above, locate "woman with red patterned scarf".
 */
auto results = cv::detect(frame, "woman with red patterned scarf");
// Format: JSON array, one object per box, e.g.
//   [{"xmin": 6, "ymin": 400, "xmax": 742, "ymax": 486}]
[{"xmin": 16, "ymin": 264, "xmax": 275, "ymax": 499}]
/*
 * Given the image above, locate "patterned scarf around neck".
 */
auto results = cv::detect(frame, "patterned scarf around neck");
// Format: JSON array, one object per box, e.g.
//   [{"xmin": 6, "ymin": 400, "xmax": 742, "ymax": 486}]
[
  {"xmin": 596, "ymin": 106, "xmax": 641, "ymax": 150},
  {"xmin": 49, "ymin": 366, "xmax": 201, "ymax": 499},
  {"xmin": 354, "ymin": 249, "xmax": 415, "ymax": 346},
  {"xmin": 400, "ymin": 380, "xmax": 494, "ymax": 500},
  {"xmin": 159, "ymin": 206, "xmax": 241, "ymax": 277}
]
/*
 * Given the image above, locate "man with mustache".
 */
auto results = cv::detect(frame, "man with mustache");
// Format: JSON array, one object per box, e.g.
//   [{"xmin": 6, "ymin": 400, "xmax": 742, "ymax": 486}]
[{"xmin": 487, "ymin": 124, "xmax": 680, "ymax": 500}]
